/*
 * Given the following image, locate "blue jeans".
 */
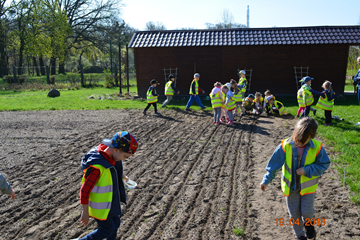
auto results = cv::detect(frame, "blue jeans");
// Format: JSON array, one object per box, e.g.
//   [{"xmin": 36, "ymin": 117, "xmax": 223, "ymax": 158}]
[
  {"xmin": 358, "ymin": 86, "xmax": 360, "ymax": 106},
  {"xmin": 300, "ymin": 106, "xmax": 311, "ymax": 118},
  {"xmin": 80, "ymin": 216, "xmax": 120, "ymax": 240},
  {"xmin": 186, "ymin": 95, "xmax": 203, "ymax": 109}
]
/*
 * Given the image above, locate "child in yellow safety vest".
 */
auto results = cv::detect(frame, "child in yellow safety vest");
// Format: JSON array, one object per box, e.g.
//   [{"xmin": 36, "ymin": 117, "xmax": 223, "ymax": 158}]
[
  {"xmin": 315, "ymin": 80, "xmax": 335, "ymax": 126},
  {"xmin": 222, "ymin": 85, "xmax": 235, "ymax": 125},
  {"xmin": 238, "ymin": 70, "xmax": 247, "ymax": 102},
  {"xmin": 162, "ymin": 74, "xmax": 180, "ymax": 108},
  {"xmin": 266, "ymin": 95, "xmax": 285, "ymax": 116},
  {"xmin": 143, "ymin": 79, "xmax": 160, "ymax": 115},
  {"xmin": 77, "ymin": 131, "xmax": 138, "ymax": 240},
  {"xmin": 298, "ymin": 76, "xmax": 318, "ymax": 118},
  {"xmin": 241, "ymin": 94, "xmax": 255, "ymax": 116},
  {"xmin": 210, "ymin": 82, "xmax": 224, "ymax": 124},
  {"xmin": 297, "ymin": 80, "xmax": 317, "ymax": 118},
  {"xmin": 260, "ymin": 117, "xmax": 330, "ymax": 240},
  {"xmin": 230, "ymin": 79, "xmax": 243, "ymax": 115}
]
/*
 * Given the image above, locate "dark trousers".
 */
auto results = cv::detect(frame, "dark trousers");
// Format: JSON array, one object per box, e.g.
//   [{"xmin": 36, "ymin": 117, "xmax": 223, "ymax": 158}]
[
  {"xmin": 300, "ymin": 106, "xmax": 311, "ymax": 118},
  {"xmin": 144, "ymin": 102, "xmax": 157, "ymax": 113},
  {"xmin": 325, "ymin": 110, "xmax": 332, "ymax": 124},
  {"xmin": 358, "ymin": 87, "xmax": 360, "ymax": 106},
  {"xmin": 80, "ymin": 215, "xmax": 120, "ymax": 240}
]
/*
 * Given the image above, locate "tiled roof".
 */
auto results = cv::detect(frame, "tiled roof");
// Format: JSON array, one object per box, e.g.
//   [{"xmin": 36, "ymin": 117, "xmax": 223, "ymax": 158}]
[{"xmin": 128, "ymin": 26, "xmax": 360, "ymax": 48}]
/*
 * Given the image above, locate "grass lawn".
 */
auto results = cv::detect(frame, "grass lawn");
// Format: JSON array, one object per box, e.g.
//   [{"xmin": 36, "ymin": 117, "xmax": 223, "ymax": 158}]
[{"xmin": 1, "ymin": 85, "xmax": 360, "ymax": 204}]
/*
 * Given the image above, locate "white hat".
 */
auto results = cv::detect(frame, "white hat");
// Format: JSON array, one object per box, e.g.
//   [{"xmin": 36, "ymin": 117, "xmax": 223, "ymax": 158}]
[{"xmin": 239, "ymin": 70, "xmax": 246, "ymax": 75}]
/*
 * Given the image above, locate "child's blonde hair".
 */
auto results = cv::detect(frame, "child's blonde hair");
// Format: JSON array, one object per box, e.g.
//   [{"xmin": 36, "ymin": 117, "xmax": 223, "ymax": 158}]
[
  {"xmin": 214, "ymin": 82, "xmax": 222, "ymax": 87},
  {"xmin": 322, "ymin": 80, "xmax": 333, "ymax": 98},
  {"xmin": 290, "ymin": 117, "xmax": 318, "ymax": 145},
  {"xmin": 255, "ymin": 92, "xmax": 262, "ymax": 97},
  {"xmin": 264, "ymin": 89, "xmax": 271, "ymax": 96}
]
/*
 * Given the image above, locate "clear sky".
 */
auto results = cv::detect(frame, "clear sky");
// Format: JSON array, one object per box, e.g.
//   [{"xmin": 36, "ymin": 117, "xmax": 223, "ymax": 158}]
[{"xmin": 121, "ymin": 0, "xmax": 360, "ymax": 30}]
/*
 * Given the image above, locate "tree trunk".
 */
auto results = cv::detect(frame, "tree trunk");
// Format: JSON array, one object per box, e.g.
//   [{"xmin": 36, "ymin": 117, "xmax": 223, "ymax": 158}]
[
  {"xmin": 39, "ymin": 56, "xmax": 46, "ymax": 75},
  {"xmin": 50, "ymin": 56, "xmax": 56, "ymax": 75},
  {"xmin": 0, "ymin": 20, "xmax": 6, "ymax": 77},
  {"xmin": 18, "ymin": 38, "xmax": 24, "ymax": 75},
  {"xmin": 33, "ymin": 57, "xmax": 40, "ymax": 76},
  {"xmin": 58, "ymin": 60, "xmax": 65, "ymax": 74}
]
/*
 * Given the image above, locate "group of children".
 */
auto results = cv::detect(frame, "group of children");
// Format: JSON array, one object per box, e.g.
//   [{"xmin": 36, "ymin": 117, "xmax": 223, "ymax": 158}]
[
  {"xmin": 143, "ymin": 71, "xmax": 335, "ymax": 128},
  {"xmin": 209, "ymin": 70, "xmax": 286, "ymax": 124},
  {"xmin": 297, "ymin": 76, "xmax": 335, "ymax": 126}
]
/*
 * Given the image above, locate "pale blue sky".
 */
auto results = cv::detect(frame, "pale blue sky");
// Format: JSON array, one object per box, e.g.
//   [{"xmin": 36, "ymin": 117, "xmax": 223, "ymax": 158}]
[{"xmin": 121, "ymin": 0, "xmax": 360, "ymax": 30}]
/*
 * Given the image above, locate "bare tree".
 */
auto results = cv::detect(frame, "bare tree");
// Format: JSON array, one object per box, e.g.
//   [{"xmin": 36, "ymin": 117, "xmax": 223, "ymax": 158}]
[
  {"xmin": 205, "ymin": 9, "xmax": 246, "ymax": 29},
  {"xmin": 145, "ymin": 21, "xmax": 166, "ymax": 31}
]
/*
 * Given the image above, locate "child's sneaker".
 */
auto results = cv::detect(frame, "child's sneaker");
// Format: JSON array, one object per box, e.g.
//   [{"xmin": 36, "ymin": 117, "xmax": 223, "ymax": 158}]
[
  {"xmin": 201, "ymin": 106, "xmax": 207, "ymax": 110},
  {"xmin": 143, "ymin": 111, "xmax": 146, "ymax": 115},
  {"xmin": 297, "ymin": 237, "xmax": 307, "ymax": 240},
  {"xmin": 313, "ymin": 109, "xmax": 317, "ymax": 116},
  {"xmin": 220, "ymin": 118, "xmax": 223, "ymax": 123},
  {"xmin": 155, "ymin": 112, "xmax": 160, "ymax": 115},
  {"xmin": 186, "ymin": 108, "xmax": 191, "ymax": 111},
  {"xmin": 323, "ymin": 123, "xmax": 330, "ymax": 126}
]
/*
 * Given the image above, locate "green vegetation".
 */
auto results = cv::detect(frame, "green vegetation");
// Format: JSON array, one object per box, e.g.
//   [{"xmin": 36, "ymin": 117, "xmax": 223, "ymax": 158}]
[
  {"xmin": 232, "ymin": 219, "xmax": 245, "ymax": 236},
  {"xmin": 277, "ymin": 95, "xmax": 360, "ymax": 204}
]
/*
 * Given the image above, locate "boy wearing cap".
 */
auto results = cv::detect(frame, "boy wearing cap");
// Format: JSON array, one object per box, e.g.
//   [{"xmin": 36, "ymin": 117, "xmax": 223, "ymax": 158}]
[
  {"xmin": 266, "ymin": 96, "xmax": 285, "ymax": 116},
  {"xmin": 144, "ymin": 79, "xmax": 160, "ymax": 115},
  {"xmin": 241, "ymin": 94, "xmax": 255, "ymax": 116},
  {"xmin": 299, "ymin": 76, "xmax": 319, "ymax": 118},
  {"xmin": 0, "ymin": 174, "xmax": 15, "ymax": 200},
  {"xmin": 238, "ymin": 70, "xmax": 248, "ymax": 102},
  {"xmin": 76, "ymin": 131, "xmax": 138, "ymax": 240},
  {"xmin": 186, "ymin": 73, "xmax": 207, "ymax": 111},
  {"xmin": 162, "ymin": 74, "xmax": 180, "ymax": 108}
]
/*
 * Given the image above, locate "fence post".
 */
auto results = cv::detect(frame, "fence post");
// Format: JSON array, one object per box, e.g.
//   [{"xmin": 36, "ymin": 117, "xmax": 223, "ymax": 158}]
[
  {"xmin": 13, "ymin": 66, "xmax": 17, "ymax": 83},
  {"xmin": 46, "ymin": 66, "xmax": 50, "ymax": 84},
  {"xmin": 80, "ymin": 64, "xmax": 84, "ymax": 86}
]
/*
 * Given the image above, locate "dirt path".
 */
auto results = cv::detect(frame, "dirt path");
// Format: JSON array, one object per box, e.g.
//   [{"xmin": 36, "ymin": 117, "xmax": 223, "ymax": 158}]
[{"xmin": 0, "ymin": 110, "xmax": 359, "ymax": 240}]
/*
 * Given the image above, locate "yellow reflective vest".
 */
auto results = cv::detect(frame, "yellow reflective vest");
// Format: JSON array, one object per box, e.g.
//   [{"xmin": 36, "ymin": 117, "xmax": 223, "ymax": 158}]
[
  {"xmin": 226, "ymin": 94, "xmax": 236, "ymax": 111},
  {"xmin": 281, "ymin": 139, "xmax": 322, "ymax": 197},
  {"xmin": 274, "ymin": 100, "xmax": 285, "ymax": 115},
  {"xmin": 233, "ymin": 86, "xmax": 242, "ymax": 102},
  {"xmin": 238, "ymin": 78, "xmax": 247, "ymax": 101},
  {"xmin": 210, "ymin": 91, "xmax": 223, "ymax": 109},
  {"xmin": 81, "ymin": 164, "xmax": 113, "ymax": 220},
  {"xmin": 189, "ymin": 79, "xmax": 199, "ymax": 95},
  {"xmin": 147, "ymin": 89, "xmax": 158, "ymax": 103},
  {"xmin": 316, "ymin": 92, "xmax": 334, "ymax": 111},
  {"xmin": 165, "ymin": 81, "xmax": 175, "ymax": 96}
]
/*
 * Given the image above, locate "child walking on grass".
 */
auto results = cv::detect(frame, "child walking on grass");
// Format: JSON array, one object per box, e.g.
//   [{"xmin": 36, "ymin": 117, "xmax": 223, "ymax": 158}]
[
  {"xmin": 74, "ymin": 131, "xmax": 138, "ymax": 240},
  {"xmin": 143, "ymin": 79, "xmax": 160, "ymax": 115},
  {"xmin": 186, "ymin": 73, "xmax": 207, "ymax": 111},
  {"xmin": 162, "ymin": 74, "xmax": 180, "ymax": 108},
  {"xmin": 260, "ymin": 117, "xmax": 330, "ymax": 240},
  {"xmin": 0, "ymin": 174, "xmax": 15, "ymax": 200},
  {"xmin": 315, "ymin": 81, "xmax": 335, "ymax": 126},
  {"xmin": 210, "ymin": 82, "xmax": 223, "ymax": 124}
]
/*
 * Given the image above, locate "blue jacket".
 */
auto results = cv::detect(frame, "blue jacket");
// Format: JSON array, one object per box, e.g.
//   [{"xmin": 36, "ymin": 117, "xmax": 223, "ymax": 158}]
[
  {"xmin": 353, "ymin": 69, "xmax": 360, "ymax": 88},
  {"xmin": 148, "ymin": 86, "xmax": 159, "ymax": 96},
  {"xmin": 81, "ymin": 146, "xmax": 127, "ymax": 217},
  {"xmin": 0, "ymin": 174, "xmax": 12, "ymax": 195},
  {"xmin": 262, "ymin": 139, "xmax": 330, "ymax": 193}
]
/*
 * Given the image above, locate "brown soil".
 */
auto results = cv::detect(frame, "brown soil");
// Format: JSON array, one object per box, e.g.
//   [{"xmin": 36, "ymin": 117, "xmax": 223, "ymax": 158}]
[{"xmin": 0, "ymin": 110, "xmax": 359, "ymax": 240}]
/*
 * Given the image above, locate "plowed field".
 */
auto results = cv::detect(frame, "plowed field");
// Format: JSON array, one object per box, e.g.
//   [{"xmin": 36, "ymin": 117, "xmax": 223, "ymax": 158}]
[{"xmin": 0, "ymin": 110, "xmax": 359, "ymax": 240}]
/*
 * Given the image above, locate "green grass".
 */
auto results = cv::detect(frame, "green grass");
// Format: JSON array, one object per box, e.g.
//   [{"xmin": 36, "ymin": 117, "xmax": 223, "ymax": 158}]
[
  {"xmin": 276, "ymin": 95, "xmax": 360, "ymax": 204},
  {"xmin": 232, "ymin": 219, "xmax": 246, "ymax": 236}
]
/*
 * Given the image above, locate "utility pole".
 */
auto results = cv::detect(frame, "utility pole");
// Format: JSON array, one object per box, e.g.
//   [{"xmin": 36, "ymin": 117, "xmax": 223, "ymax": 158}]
[{"xmin": 247, "ymin": 5, "xmax": 249, "ymax": 28}]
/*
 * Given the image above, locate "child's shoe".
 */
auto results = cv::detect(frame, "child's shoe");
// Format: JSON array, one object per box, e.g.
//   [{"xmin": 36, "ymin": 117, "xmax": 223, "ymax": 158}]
[
  {"xmin": 155, "ymin": 112, "xmax": 160, "ymax": 115},
  {"xmin": 219, "ymin": 118, "xmax": 223, "ymax": 123},
  {"xmin": 186, "ymin": 108, "xmax": 191, "ymax": 111},
  {"xmin": 143, "ymin": 111, "xmax": 146, "ymax": 115},
  {"xmin": 201, "ymin": 106, "xmax": 207, "ymax": 110},
  {"xmin": 305, "ymin": 225, "xmax": 316, "ymax": 239},
  {"xmin": 313, "ymin": 109, "xmax": 317, "ymax": 116},
  {"xmin": 323, "ymin": 123, "xmax": 330, "ymax": 126},
  {"xmin": 296, "ymin": 115, "xmax": 299, "ymax": 118},
  {"xmin": 227, "ymin": 121, "xmax": 232, "ymax": 125},
  {"xmin": 297, "ymin": 237, "xmax": 307, "ymax": 240}
]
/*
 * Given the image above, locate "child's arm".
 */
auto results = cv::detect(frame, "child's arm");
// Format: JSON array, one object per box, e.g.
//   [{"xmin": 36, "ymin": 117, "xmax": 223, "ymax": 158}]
[
  {"xmin": 151, "ymin": 88, "xmax": 158, "ymax": 97},
  {"xmin": 79, "ymin": 167, "xmax": 100, "ymax": 225},
  {"xmin": 0, "ymin": 174, "xmax": 14, "ymax": 200},
  {"xmin": 309, "ymin": 89, "xmax": 324, "ymax": 97},
  {"xmin": 302, "ymin": 147, "xmax": 330, "ymax": 178},
  {"xmin": 261, "ymin": 144, "xmax": 286, "ymax": 186}
]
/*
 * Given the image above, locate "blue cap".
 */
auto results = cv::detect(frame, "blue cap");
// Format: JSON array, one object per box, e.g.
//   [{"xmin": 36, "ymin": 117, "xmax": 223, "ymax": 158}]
[
  {"xmin": 248, "ymin": 94, "xmax": 255, "ymax": 99},
  {"xmin": 194, "ymin": 73, "xmax": 200, "ymax": 78},
  {"xmin": 299, "ymin": 76, "xmax": 314, "ymax": 83}
]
